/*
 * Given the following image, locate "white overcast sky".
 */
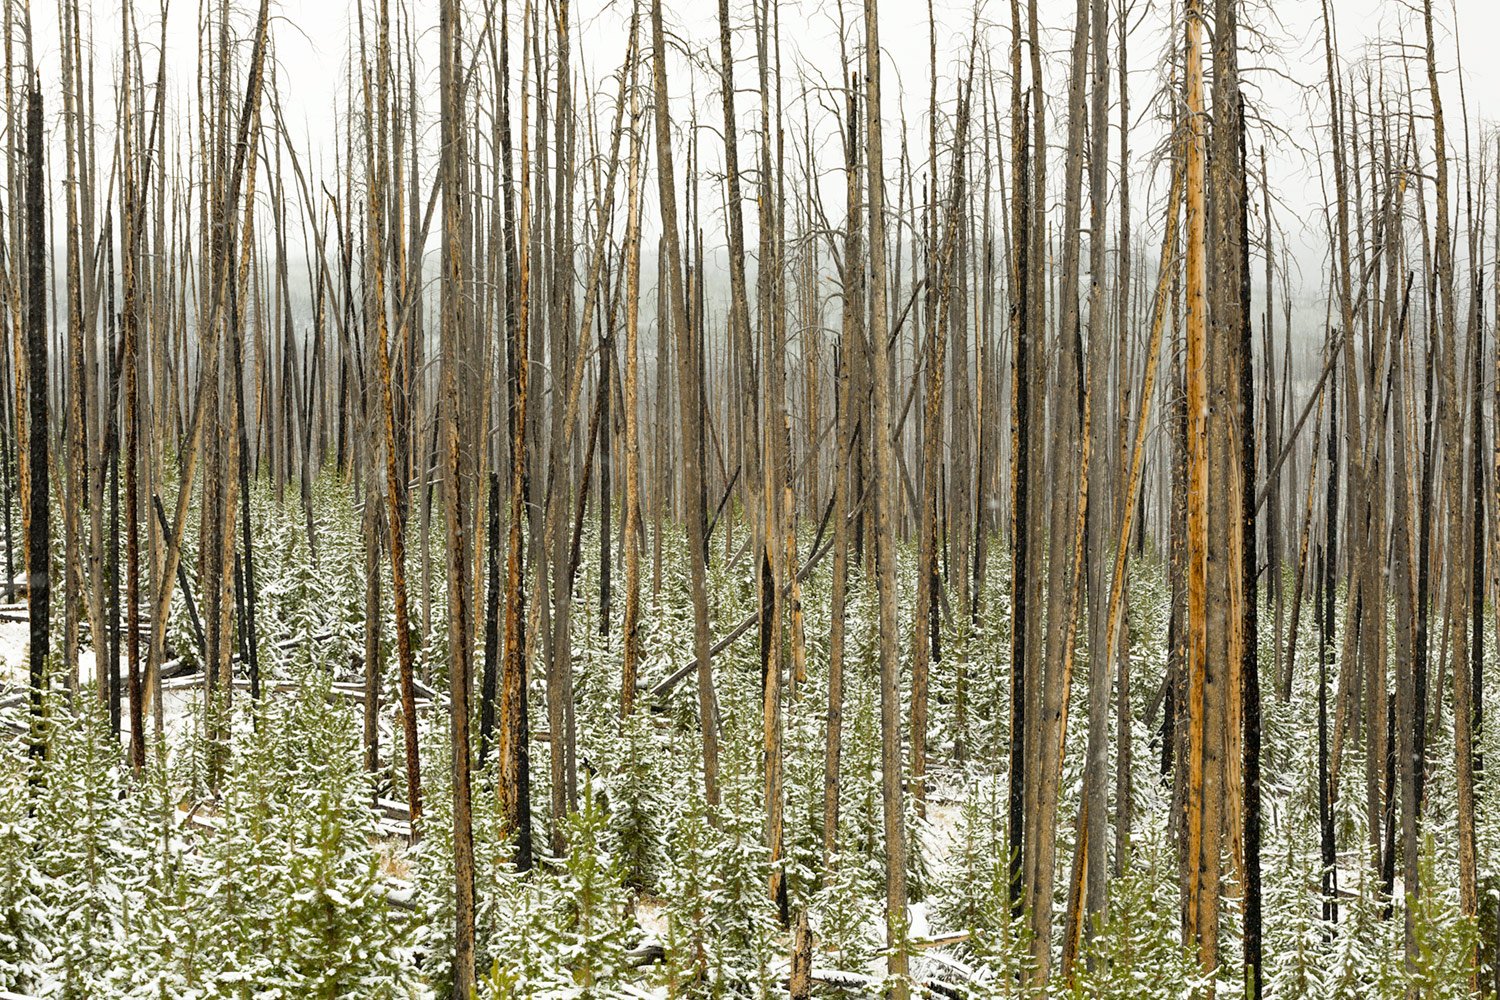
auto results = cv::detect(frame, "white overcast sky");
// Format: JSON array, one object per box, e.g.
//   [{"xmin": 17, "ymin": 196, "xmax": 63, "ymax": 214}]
[{"xmin": 23, "ymin": 0, "xmax": 1500, "ymax": 338}]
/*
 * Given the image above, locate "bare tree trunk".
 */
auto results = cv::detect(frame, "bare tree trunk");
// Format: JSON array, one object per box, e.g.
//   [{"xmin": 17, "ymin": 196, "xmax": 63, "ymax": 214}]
[
  {"xmin": 863, "ymin": 0, "xmax": 911, "ymax": 992},
  {"xmin": 501, "ymin": 0, "xmax": 536, "ymax": 871},
  {"xmin": 1321, "ymin": 372, "xmax": 1342, "ymax": 930},
  {"xmin": 367, "ymin": 0, "xmax": 423, "ymax": 827},
  {"xmin": 1392, "ymin": 272, "xmax": 1421, "ymax": 980},
  {"xmin": 825, "ymin": 70, "xmax": 861, "ymax": 863},
  {"xmin": 1182, "ymin": 0, "xmax": 1213, "ymax": 964},
  {"xmin": 620, "ymin": 37, "xmax": 645, "ymax": 717},
  {"xmin": 716, "ymin": 0, "xmax": 761, "ymax": 586},
  {"xmin": 439, "ymin": 0, "xmax": 476, "ymax": 989},
  {"xmin": 651, "ymin": 0, "xmax": 720, "ymax": 809},
  {"xmin": 59, "ymin": 1, "xmax": 85, "ymax": 698},
  {"xmin": 1006, "ymin": 0, "xmax": 1030, "ymax": 918},
  {"xmin": 1076, "ymin": 0, "xmax": 1112, "ymax": 960},
  {"xmin": 1027, "ymin": 0, "xmax": 1091, "ymax": 978},
  {"xmin": 24, "ymin": 80, "xmax": 48, "ymax": 756},
  {"xmin": 1237, "ymin": 94, "xmax": 1262, "ymax": 1000},
  {"xmin": 1424, "ymin": 0, "xmax": 1479, "ymax": 978},
  {"xmin": 1112, "ymin": 0, "xmax": 1134, "ymax": 876}
]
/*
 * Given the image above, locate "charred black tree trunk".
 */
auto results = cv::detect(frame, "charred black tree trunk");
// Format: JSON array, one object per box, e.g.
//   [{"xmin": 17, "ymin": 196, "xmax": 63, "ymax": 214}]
[
  {"xmin": 600, "ymin": 327, "xmax": 613, "ymax": 636},
  {"xmin": 24, "ymin": 82, "xmax": 49, "ymax": 755},
  {"xmin": 1320, "ymin": 373, "xmax": 1340, "ymax": 932},
  {"xmin": 1238, "ymin": 93, "xmax": 1262, "ymax": 998},
  {"xmin": 1416, "ymin": 349, "xmax": 1435, "ymax": 812},
  {"xmin": 481, "ymin": 471, "xmax": 502, "ymax": 765},
  {"xmin": 1469, "ymin": 274, "xmax": 1485, "ymax": 778},
  {"xmin": 1007, "ymin": 93, "xmax": 1031, "ymax": 924}
]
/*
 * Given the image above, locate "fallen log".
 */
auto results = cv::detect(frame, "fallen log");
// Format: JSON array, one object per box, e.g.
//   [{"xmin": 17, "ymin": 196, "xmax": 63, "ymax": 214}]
[
  {"xmin": 160, "ymin": 656, "xmax": 197, "ymax": 681},
  {"xmin": 777, "ymin": 968, "xmax": 969, "ymax": 998},
  {"xmin": 374, "ymin": 797, "xmax": 410, "ymax": 820},
  {"xmin": 625, "ymin": 942, "xmax": 666, "ymax": 968},
  {"xmin": 911, "ymin": 931, "xmax": 971, "ymax": 951},
  {"xmin": 789, "ymin": 969, "xmax": 967, "ymax": 1000},
  {"xmin": 918, "ymin": 950, "xmax": 977, "ymax": 985},
  {"xmin": 375, "ymin": 818, "xmax": 413, "ymax": 839},
  {"xmin": 646, "ymin": 495, "xmax": 839, "ymax": 701}
]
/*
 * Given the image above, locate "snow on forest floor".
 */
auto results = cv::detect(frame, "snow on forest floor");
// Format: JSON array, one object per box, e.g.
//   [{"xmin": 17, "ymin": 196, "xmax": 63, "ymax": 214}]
[
  {"xmin": 1, "ymin": 603, "xmax": 98, "ymax": 690},
  {"xmin": 1, "ymin": 610, "xmax": 200, "ymax": 747},
  {"xmin": 4, "ymin": 520, "xmax": 1488, "ymax": 1000},
  {"xmin": 2, "ymin": 592, "xmax": 985, "ymax": 997}
]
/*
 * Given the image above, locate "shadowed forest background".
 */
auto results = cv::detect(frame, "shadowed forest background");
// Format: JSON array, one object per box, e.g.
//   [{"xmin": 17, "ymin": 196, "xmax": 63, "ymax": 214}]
[{"xmin": 0, "ymin": 0, "xmax": 1498, "ymax": 996}]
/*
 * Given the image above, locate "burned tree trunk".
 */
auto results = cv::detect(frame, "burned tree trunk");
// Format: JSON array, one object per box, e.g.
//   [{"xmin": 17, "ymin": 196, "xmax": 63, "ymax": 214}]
[
  {"xmin": 651, "ymin": 0, "xmax": 720, "ymax": 809},
  {"xmin": 24, "ymin": 81, "xmax": 47, "ymax": 753},
  {"xmin": 864, "ymin": 0, "xmax": 912, "ymax": 991}
]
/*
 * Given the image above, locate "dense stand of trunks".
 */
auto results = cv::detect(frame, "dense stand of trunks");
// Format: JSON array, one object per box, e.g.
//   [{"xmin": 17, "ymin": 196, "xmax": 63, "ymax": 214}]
[{"xmin": 1, "ymin": 0, "xmax": 1494, "ymax": 993}]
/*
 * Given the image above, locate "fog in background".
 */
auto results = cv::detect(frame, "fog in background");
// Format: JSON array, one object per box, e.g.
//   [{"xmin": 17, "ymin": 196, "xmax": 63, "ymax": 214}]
[{"xmin": 22, "ymin": 0, "xmax": 1500, "ymax": 382}]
